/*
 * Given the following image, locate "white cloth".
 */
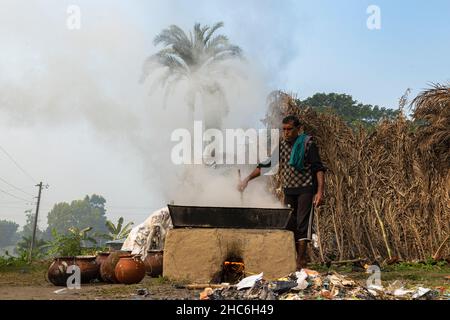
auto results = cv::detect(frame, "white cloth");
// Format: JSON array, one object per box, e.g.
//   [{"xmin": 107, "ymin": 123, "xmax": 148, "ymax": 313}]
[{"xmin": 121, "ymin": 207, "xmax": 173, "ymax": 259}]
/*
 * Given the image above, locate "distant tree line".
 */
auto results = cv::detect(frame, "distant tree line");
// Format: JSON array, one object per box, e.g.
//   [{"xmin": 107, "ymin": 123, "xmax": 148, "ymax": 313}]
[
  {"xmin": 0, "ymin": 194, "xmax": 133, "ymax": 258},
  {"xmin": 297, "ymin": 92, "xmax": 399, "ymax": 129}
]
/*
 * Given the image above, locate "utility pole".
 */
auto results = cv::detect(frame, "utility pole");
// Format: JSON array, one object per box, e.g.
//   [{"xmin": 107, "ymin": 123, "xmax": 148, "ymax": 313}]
[{"xmin": 29, "ymin": 182, "xmax": 43, "ymax": 263}]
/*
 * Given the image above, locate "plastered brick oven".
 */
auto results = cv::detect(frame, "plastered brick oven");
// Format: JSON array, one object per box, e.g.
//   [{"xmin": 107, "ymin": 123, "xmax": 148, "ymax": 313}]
[{"xmin": 162, "ymin": 205, "xmax": 297, "ymax": 283}]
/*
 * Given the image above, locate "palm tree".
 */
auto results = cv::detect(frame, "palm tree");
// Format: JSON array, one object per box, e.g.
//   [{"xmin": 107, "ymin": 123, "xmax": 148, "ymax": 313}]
[
  {"xmin": 105, "ymin": 217, "xmax": 134, "ymax": 241},
  {"xmin": 140, "ymin": 22, "xmax": 243, "ymax": 128}
]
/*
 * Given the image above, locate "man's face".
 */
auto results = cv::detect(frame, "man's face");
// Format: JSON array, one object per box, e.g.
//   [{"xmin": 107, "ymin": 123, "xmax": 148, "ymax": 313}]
[{"xmin": 282, "ymin": 122, "xmax": 300, "ymax": 142}]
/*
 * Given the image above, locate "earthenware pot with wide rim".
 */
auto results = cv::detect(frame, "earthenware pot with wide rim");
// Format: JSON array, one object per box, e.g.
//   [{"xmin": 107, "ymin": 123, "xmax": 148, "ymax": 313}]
[
  {"xmin": 144, "ymin": 250, "xmax": 164, "ymax": 277},
  {"xmin": 47, "ymin": 256, "xmax": 99, "ymax": 286},
  {"xmin": 115, "ymin": 254, "xmax": 146, "ymax": 285},
  {"xmin": 100, "ymin": 251, "xmax": 132, "ymax": 283}
]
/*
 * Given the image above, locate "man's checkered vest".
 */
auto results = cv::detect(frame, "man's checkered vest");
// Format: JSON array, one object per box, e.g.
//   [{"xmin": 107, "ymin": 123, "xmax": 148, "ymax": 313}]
[{"xmin": 279, "ymin": 138, "xmax": 314, "ymax": 189}]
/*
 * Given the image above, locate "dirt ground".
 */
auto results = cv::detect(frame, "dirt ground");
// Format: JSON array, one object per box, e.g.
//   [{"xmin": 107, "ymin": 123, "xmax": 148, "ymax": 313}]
[
  {"xmin": 0, "ymin": 262, "xmax": 449, "ymax": 300},
  {"xmin": 0, "ymin": 264, "xmax": 201, "ymax": 300}
]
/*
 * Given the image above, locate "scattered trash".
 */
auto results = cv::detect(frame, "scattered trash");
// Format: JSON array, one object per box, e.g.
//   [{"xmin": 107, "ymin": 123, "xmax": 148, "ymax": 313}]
[
  {"xmin": 236, "ymin": 273, "xmax": 263, "ymax": 290},
  {"xmin": 280, "ymin": 293, "xmax": 302, "ymax": 300},
  {"xmin": 202, "ymin": 269, "xmax": 447, "ymax": 301},
  {"xmin": 320, "ymin": 289, "xmax": 333, "ymax": 300},
  {"xmin": 393, "ymin": 288, "xmax": 413, "ymax": 296},
  {"xmin": 199, "ymin": 287, "xmax": 214, "ymax": 300},
  {"xmin": 367, "ymin": 284, "xmax": 384, "ymax": 297},
  {"xmin": 268, "ymin": 280, "xmax": 298, "ymax": 293},
  {"xmin": 303, "ymin": 269, "xmax": 319, "ymax": 277},
  {"xmin": 328, "ymin": 273, "xmax": 355, "ymax": 287},
  {"xmin": 53, "ymin": 288, "xmax": 68, "ymax": 294},
  {"xmin": 293, "ymin": 270, "xmax": 309, "ymax": 290},
  {"xmin": 412, "ymin": 287, "xmax": 433, "ymax": 300}
]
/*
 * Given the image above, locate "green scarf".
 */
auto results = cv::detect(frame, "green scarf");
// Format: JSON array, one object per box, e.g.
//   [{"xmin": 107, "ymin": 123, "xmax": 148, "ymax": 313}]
[{"xmin": 288, "ymin": 133, "xmax": 309, "ymax": 171}]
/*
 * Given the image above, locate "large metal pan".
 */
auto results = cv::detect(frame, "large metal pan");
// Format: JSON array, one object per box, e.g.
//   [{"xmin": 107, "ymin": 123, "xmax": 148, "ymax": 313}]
[{"xmin": 168, "ymin": 204, "xmax": 292, "ymax": 229}]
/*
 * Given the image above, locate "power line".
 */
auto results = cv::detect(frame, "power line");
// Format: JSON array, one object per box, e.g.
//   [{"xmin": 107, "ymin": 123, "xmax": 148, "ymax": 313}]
[
  {"xmin": 0, "ymin": 176, "xmax": 35, "ymax": 197},
  {"xmin": 0, "ymin": 205, "xmax": 35, "ymax": 209},
  {"xmin": 0, "ymin": 186, "xmax": 33, "ymax": 203},
  {"xmin": 0, "ymin": 201, "xmax": 28, "ymax": 204},
  {"xmin": 0, "ymin": 144, "xmax": 37, "ymax": 184}
]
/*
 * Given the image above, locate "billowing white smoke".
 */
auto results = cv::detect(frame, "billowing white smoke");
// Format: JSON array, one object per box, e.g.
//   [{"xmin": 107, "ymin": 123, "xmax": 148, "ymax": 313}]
[{"xmin": 0, "ymin": 1, "xmax": 282, "ymax": 215}]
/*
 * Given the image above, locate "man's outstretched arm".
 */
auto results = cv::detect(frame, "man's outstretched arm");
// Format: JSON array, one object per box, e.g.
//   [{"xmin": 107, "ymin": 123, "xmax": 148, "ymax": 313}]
[{"xmin": 238, "ymin": 167, "xmax": 261, "ymax": 191}]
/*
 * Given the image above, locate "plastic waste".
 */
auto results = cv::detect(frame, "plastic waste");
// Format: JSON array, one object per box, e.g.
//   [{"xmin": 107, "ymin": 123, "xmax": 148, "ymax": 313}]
[
  {"xmin": 269, "ymin": 280, "xmax": 298, "ymax": 293},
  {"xmin": 412, "ymin": 287, "xmax": 431, "ymax": 299},
  {"xmin": 236, "ymin": 273, "xmax": 263, "ymax": 290},
  {"xmin": 293, "ymin": 270, "xmax": 309, "ymax": 290}
]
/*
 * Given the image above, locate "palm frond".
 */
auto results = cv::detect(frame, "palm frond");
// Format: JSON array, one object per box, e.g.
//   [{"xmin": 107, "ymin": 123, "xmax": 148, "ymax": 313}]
[
  {"xmin": 154, "ymin": 25, "xmax": 194, "ymax": 66},
  {"xmin": 140, "ymin": 48, "xmax": 177, "ymax": 83},
  {"xmin": 155, "ymin": 51, "xmax": 190, "ymax": 75},
  {"xmin": 154, "ymin": 25, "xmax": 190, "ymax": 48},
  {"xmin": 204, "ymin": 22, "xmax": 224, "ymax": 44},
  {"xmin": 142, "ymin": 22, "xmax": 244, "ymax": 117},
  {"xmin": 205, "ymin": 35, "xmax": 229, "ymax": 52}
]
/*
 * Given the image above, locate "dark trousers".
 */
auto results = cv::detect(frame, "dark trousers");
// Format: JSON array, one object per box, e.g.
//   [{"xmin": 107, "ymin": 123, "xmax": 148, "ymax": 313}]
[{"xmin": 284, "ymin": 193, "xmax": 314, "ymax": 241}]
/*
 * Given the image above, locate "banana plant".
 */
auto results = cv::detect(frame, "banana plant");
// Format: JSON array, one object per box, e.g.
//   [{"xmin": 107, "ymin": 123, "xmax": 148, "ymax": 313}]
[
  {"xmin": 104, "ymin": 217, "xmax": 134, "ymax": 241},
  {"xmin": 48, "ymin": 226, "xmax": 97, "ymax": 257},
  {"xmin": 68, "ymin": 227, "xmax": 97, "ymax": 245}
]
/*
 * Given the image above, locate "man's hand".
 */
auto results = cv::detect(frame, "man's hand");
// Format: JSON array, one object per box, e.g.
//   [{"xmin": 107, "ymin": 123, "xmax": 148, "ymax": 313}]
[
  {"xmin": 237, "ymin": 179, "xmax": 248, "ymax": 192},
  {"xmin": 237, "ymin": 168, "xmax": 261, "ymax": 192},
  {"xmin": 313, "ymin": 191, "xmax": 324, "ymax": 207}
]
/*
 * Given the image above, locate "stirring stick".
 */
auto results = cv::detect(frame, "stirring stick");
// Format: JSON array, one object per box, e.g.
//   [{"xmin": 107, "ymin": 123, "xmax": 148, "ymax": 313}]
[{"xmin": 238, "ymin": 169, "xmax": 244, "ymax": 205}]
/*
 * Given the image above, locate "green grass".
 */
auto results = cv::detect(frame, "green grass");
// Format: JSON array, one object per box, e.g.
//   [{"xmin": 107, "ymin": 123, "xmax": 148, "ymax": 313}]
[
  {"xmin": 309, "ymin": 261, "xmax": 450, "ymax": 290},
  {"xmin": 153, "ymin": 275, "xmax": 170, "ymax": 285},
  {"xmin": 383, "ymin": 260, "xmax": 448, "ymax": 272}
]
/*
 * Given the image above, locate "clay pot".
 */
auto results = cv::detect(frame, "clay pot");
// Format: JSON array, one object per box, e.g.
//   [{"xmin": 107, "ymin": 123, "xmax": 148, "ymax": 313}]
[
  {"xmin": 76, "ymin": 256, "xmax": 99, "ymax": 282},
  {"xmin": 100, "ymin": 251, "xmax": 131, "ymax": 283},
  {"xmin": 95, "ymin": 252, "xmax": 110, "ymax": 268},
  {"xmin": 47, "ymin": 256, "xmax": 98, "ymax": 286},
  {"xmin": 115, "ymin": 255, "xmax": 146, "ymax": 284},
  {"xmin": 144, "ymin": 250, "xmax": 164, "ymax": 277},
  {"xmin": 47, "ymin": 257, "xmax": 77, "ymax": 286},
  {"xmin": 95, "ymin": 252, "xmax": 110, "ymax": 280}
]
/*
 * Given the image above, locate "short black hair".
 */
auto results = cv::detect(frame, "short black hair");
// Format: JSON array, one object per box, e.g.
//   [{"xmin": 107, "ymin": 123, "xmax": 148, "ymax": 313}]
[{"xmin": 282, "ymin": 115, "xmax": 301, "ymax": 127}]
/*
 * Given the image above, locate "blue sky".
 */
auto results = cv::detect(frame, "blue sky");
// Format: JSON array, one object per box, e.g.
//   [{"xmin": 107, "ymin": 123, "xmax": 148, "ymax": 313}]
[
  {"xmin": 127, "ymin": 0, "xmax": 450, "ymax": 108},
  {"xmin": 5, "ymin": 0, "xmax": 448, "ymax": 107}
]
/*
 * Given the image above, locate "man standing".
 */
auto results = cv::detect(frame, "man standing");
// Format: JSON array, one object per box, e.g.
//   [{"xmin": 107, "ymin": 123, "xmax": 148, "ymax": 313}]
[{"xmin": 238, "ymin": 115, "xmax": 326, "ymax": 270}]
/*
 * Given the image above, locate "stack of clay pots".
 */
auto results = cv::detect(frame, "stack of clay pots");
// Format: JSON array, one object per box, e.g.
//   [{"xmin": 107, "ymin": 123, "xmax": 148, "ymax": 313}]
[{"xmin": 47, "ymin": 251, "xmax": 146, "ymax": 286}]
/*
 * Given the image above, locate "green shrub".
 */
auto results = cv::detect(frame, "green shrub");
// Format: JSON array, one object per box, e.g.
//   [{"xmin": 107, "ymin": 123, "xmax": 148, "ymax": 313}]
[{"xmin": 47, "ymin": 227, "xmax": 97, "ymax": 257}]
